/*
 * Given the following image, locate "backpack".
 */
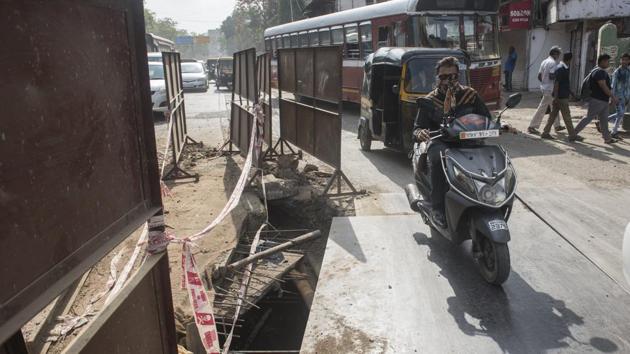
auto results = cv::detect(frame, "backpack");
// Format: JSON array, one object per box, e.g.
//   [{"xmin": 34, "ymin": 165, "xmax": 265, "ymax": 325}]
[{"xmin": 579, "ymin": 68, "xmax": 599, "ymax": 100}]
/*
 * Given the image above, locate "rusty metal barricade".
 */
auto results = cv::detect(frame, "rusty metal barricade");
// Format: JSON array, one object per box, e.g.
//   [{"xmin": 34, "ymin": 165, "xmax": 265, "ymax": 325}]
[
  {"xmin": 257, "ymin": 52, "xmax": 280, "ymax": 160},
  {"xmin": 221, "ymin": 48, "xmax": 262, "ymax": 161},
  {"xmin": 277, "ymin": 47, "xmax": 359, "ymax": 196},
  {"xmin": 62, "ymin": 253, "xmax": 177, "ymax": 354},
  {"xmin": 0, "ymin": 0, "xmax": 174, "ymax": 349},
  {"xmin": 161, "ymin": 51, "xmax": 199, "ymax": 181}
]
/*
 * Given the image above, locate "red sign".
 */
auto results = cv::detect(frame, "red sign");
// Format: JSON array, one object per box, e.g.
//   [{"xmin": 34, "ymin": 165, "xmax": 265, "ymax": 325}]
[{"xmin": 500, "ymin": 0, "xmax": 531, "ymax": 31}]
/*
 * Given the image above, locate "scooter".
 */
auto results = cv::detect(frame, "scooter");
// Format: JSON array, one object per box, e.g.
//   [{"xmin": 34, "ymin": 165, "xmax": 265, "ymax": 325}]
[{"xmin": 405, "ymin": 93, "xmax": 522, "ymax": 285}]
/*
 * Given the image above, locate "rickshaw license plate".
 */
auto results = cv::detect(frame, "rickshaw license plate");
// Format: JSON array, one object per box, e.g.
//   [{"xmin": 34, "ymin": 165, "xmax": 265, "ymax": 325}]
[{"xmin": 459, "ymin": 130, "xmax": 500, "ymax": 140}]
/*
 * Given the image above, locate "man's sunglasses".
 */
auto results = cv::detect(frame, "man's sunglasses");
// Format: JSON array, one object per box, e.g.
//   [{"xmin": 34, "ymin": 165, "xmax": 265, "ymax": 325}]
[{"xmin": 438, "ymin": 73, "xmax": 459, "ymax": 80}]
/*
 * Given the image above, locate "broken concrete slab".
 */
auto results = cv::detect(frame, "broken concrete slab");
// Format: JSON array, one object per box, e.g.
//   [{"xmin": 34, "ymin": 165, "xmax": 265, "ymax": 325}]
[
  {"xmin": 301, "ymin": 200, "xmax": 630, "ymax": 353},
  {"xmin": 262, "ymin": 175, "xmax": 299, "ymax": 200}
]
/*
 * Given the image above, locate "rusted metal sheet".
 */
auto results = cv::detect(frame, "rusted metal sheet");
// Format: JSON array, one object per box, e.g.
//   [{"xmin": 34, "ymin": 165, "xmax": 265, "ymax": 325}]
[
  {"xmin": 229, "ymin": 49, "xmax": 260, "ymax": 160},
  {"xmin": 257, "ymin": 53, "xmax": 273, "ymax": 147},
  {"xmin": 161, "ymin": 51, "xmax": 197, "ymax": 181},
  {"xmin": 0, "ymin": 0, "xmax": 162, "ymax": 343},
  {"xmin": 62, "ymin": 253, "xmax": 177, "ymax": 354},
  {"xmin": 232, "ymin": 48, "xmax": 257, "ymax": 105},
  {"xmin": 277, "ymin": 47, "xmax": 343, "ymax": 168},
  {"xmin": 314, "ymin": 47, "xmax": 343, "ymax": 104}
]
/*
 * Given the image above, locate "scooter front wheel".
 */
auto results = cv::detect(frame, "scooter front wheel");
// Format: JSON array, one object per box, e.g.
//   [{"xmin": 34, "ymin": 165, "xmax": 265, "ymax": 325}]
[{"xmin": 476, "ymin": 236, "xmax": 511, "ymax": 285}]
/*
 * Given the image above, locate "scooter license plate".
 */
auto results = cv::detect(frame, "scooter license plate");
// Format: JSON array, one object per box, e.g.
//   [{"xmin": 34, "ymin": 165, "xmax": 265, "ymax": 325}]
[{"xmin": 459, "ymin": 130, "xmax": 500, "ymax": 140}]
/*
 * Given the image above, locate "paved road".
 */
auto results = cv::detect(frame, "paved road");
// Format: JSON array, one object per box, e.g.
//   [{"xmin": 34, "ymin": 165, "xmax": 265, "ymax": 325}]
[{"xmin": 179, "ymin": 88, "xmax": 630, "ymax": 353}]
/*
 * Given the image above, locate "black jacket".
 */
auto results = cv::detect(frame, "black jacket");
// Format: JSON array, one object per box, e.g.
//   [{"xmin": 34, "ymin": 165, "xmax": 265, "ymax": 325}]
[{"xmin": 413, "ymin": 86, "xmax": 492, "ymax": 134}]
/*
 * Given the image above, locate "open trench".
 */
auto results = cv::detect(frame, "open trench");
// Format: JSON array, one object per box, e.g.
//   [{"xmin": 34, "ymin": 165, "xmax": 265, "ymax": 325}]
[{"xmin": 212, "ymin": 187, "xmax": 355, "ymax": 353}]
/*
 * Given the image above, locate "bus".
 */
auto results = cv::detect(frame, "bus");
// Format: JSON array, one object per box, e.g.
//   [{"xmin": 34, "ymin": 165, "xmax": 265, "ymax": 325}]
[{"xmin": 263, "ymin": 0, "xmax": 501, "ymax": 108}]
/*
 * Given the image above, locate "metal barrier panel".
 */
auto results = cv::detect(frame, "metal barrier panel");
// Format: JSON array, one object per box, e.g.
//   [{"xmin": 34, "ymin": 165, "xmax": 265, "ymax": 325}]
[
  {"xmin": 277, "ymin": 46, "xmax": 343, "ymax": 168},
  {"xmin": 0, "ymin": 0, "xmax": 162, "ymax": 343},
  {"xmin": 257, "ymin": 53, "xmax": 273, "ymax": 147},
  {"xmin": 229, "ymin": 48, "xmax": 258, "ymax": 158},
  {"xmin": 162, "ymin": 51, "xmax": 186, "ymax": 163},
  {"xmin": 232, "ymin": 48, "xmax": 257, "ymax": 105},
  {"xmin": 63, "ymin": 253, "xmax": 177, "ymax": 354}
]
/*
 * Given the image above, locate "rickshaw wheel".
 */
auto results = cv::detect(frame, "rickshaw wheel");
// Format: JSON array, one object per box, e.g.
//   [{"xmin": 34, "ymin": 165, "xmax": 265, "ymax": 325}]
[{"xmin": 359, "ymin": 125, "xmax": 372, "ymax": 151}]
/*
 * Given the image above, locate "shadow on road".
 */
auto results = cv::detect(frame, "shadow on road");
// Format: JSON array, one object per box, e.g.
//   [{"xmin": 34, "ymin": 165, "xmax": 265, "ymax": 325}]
[
  {"xmin": 412, "ymin": 231, "xmax": 619, "ymax": 353},
  {"xmin": 329, "ymin": 217, "xmax": 367, "ymax": 263},
  {"xmin": 500, "ymin": 132, "xmax": 629, "ymax": 164}
]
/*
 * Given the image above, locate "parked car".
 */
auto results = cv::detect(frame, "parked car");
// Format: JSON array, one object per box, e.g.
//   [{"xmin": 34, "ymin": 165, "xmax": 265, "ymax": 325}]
[
  {"xmin": 181, "ymin": 62, "xmax": 209, "ymax": 92},
  {"xmin": 148, "ymin": 62, "xmax": 168, "ymax": 119}
]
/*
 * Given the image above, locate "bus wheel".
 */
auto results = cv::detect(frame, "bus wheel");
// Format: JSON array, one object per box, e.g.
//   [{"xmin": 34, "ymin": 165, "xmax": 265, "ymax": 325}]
[{"xmin": 359, "ymin": 125, "xmax": 372, "ymax": 152}]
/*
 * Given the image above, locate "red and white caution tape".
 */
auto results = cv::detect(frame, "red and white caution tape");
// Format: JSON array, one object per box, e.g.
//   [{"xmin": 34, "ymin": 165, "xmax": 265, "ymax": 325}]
[
  {"xmin": 182, "ymin": 242, "xmax": 221, "ymax": 354},
  {"xmin": 170, "ymin": 103, "xmax": 265, "ymax": 354}
]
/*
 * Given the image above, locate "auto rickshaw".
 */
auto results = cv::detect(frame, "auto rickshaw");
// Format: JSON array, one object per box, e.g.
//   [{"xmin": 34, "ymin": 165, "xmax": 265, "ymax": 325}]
[
  {"xmin": 358, "ymin": 47, "xmax": 470, "ymax": 154},
  {"xmin": 215, "ymin": 57, "xmax": 233, "ymax": 90},
  {"xmin": 207, "ymin": 57, "xmax": 219, "ymax": 81}
]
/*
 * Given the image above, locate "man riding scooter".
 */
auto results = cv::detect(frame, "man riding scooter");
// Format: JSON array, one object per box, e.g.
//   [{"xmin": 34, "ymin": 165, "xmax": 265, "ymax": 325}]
[{"xmin": 413, "ymin": 56, "xmax": 492, "ymax": 229}]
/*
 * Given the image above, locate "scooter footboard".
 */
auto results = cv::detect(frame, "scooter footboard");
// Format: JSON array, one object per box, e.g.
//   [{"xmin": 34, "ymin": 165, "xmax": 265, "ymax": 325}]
[{"xmin": 473, "ymin": 211, "xmax": 511, "ymax": 244}]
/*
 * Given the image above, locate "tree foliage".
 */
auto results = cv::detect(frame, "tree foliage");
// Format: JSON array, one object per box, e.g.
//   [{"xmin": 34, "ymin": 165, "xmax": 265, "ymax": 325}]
[
  {"xmin": 144, "ymin": 7, "xmax": 189, "ymax": 41},
  {"xmin": 220, "ymin": 0, "xmax": 306, "ymax": 54}
]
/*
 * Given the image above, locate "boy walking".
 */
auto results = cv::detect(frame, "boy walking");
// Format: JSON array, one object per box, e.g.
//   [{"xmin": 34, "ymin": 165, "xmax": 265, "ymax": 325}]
[
  {"xmin": 542, "ymin": 53, "xmax": 582, "ymax": 141},
  {"xmin": 574, "ymin": 54, "xmax": 618, "ymax": 144}
]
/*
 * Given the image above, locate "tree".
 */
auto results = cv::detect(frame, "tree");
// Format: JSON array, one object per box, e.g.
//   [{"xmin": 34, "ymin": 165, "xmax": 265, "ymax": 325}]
[
  {"xmin": 144, "ymin": 7, "xmax": 189, "ymax": 41},
  {"xmin": 220, "ymin": 0, "xmax": 307, "ymax": 54}
]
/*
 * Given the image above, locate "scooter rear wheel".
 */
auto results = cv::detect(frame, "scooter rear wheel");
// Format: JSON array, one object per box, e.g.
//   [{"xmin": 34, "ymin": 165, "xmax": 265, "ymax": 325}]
[{"xmin": 476, "ymin": 236, "xmax": 511, "ymax": 285}]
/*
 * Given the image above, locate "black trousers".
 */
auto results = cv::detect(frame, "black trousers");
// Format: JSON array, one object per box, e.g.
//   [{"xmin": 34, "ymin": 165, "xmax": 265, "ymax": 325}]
[
  {"xmin": 504, "ymin": 70, "xmax": 513, "ymax": 91},
  {"xmin": 427, "ymin": 140, "xmax": 449, "ymax": 212}
]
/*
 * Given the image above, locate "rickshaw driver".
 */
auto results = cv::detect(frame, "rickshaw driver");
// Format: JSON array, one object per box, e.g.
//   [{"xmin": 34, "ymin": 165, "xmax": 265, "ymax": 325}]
[{"xmin": 413, "ymin": 56, "xmax": 493, "ymax": 228}]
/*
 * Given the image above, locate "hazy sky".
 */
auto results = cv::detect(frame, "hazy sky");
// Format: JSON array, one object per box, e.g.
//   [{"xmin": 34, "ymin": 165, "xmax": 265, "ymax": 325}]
[{"xmin": 145, "ymin": 0, "xmax": 237, "ymax": 34}]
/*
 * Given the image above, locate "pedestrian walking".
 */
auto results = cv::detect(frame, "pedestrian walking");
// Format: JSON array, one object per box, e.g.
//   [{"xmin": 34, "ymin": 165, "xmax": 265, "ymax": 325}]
[
  {"xmin": 541, "ymin": 53, "xmax": 582, "ymax": 141},
  {"xmin": 574, "ymin": 54, "xmax": 619, "ymax": 144},
  {"xmin": 503, "ymin": 46, "xmax": 517, "ymax": 92},
  {"xmin": 528, "ymin": 46, "xmax": 565, "ymax": 134},
  {"xmin": 607, "ymin": 52, "xmax": 630, "ymax": 140}
]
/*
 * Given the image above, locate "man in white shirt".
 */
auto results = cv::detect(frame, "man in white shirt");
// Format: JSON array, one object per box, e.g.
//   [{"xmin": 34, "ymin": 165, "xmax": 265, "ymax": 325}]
[{"xmin": 528, "ymin": 46, "xmax": 565, "ymax": 134}]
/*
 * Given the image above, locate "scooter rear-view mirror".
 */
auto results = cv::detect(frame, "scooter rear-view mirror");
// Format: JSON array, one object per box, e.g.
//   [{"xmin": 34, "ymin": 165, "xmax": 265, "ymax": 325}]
[{"xmin": 505, "ymin": 93, "xmax": 522, "ymax": 109}]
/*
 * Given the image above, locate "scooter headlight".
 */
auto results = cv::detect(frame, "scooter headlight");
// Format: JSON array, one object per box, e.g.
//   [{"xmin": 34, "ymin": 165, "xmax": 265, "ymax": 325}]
[
  {"xmin": 452, "ymin": 164, "xmax": 476, "ymax": 196},
  {"xmin": 476, "ymin": 179, "xmax": 507, "ymax": 206}
]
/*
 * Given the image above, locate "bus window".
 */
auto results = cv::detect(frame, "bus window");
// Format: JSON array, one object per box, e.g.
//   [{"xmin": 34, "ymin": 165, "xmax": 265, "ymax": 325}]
[
  {"xmin": 265, "ymin": 38, "xmax": 271, "ymax": 52},
  {"xmin": 478, "ymin": 15, "xmax": 498, "ymax": 58},
  {"xmin": 377, "ymin": 26, "xmax": 389, "ymax": 48},
  {"xmin": 463, "ymin": 16, "xmax": 498, "ymax": 59},
  {"xmin": 283, "ymin": 35, "xmax": 290, "ymax": 48},
  {"xmin": 290, "ymin": 33, "xmax": 298, "ymax": 47},
  {"xmin": 345, "ymin": 24, "xmax": 359, "ymax": 59},
  {"xmin": 309, "ymin": 30, "xmax": 319, "ymax": 46},
  {"xmin": 360, "ymin": 22, "xmax": 373, "ymax": 58},
  {"xmin": 275, "ymin": 37, "xmax": 281, "ymax": 50},
  {"xmin": 332, "ymin": 26, "xmax": 344, "ymax": 44},
  {"xmin": 319, "ymin": 28, "xmax": 331, "ymax": 45},
  {"xmin": 299, "ymin": 32, "xmax": 309, "ymax": 47},
  {"xmin": 394, "ymin": 22, "xmax": 405, "ymax": 46},
  {"xmin": 422, "ymin": 16, "xmax": 460, "ymax": 49}
]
